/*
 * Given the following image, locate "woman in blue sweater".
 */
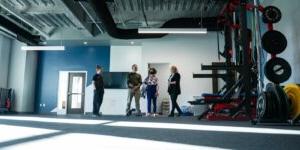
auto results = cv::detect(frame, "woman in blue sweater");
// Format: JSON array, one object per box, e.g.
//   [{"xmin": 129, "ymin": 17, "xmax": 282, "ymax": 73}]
[{"xmin": 144, "ymin": 68, "xmax": 159, "ymax": 117}]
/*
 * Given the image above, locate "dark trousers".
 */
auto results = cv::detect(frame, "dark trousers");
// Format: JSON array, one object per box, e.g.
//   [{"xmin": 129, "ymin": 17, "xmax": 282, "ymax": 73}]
[
  {"xmin": 170, "ymin": 94, "xmax": 182, "ymax": 115},
  {"xmin": 93, "ymin": 90, "xmax": 104, "ymax": 115},
  {"xmin": 147, "ymin": 85, "xmax": 157, "ymax": 113}
]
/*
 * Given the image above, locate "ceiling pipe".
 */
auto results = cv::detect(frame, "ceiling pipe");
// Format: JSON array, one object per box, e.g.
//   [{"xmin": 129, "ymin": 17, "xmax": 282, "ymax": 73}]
[
  {"xmin": 0, "ymin": 15, "xmax": 42, "ymax": 45},
  {"xmin": 88, "ymin": 0, "xmax": 223, "ymax": 39}
]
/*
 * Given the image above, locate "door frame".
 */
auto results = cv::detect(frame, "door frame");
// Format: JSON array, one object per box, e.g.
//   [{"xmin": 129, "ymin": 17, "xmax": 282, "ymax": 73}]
[
  {"xmin": 57, "ymin": 71, "xmax": 87, "ymax": 115},
  {"xmin": 67, "ymin": 72, "xmax": 87, "ymax": 114}
]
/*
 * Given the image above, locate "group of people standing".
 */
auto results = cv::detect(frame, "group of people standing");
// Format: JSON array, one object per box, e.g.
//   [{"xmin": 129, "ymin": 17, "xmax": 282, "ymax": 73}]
[{"xmin": 92, "ymin": 64, "xmax": 182, "ymax": 117}]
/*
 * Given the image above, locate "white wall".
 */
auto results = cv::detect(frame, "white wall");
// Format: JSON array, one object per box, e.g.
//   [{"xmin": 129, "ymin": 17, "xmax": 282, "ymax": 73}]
[
  {"xmin": 0, "ymin": 35, "xmax": 12, "ymax": 88},
  {"xmin": 101, "ymin": 33, "xmax": 223, "ymax": 115},
  {"xmin": 23, "ymin": 51, "xmax": 38, "ymax": 112},
  {"xmin": 7, "ymin": 39, "xmax": 38, "ymax": 113},
  {"xmin": 7, "ymin": 40, "xmax": 26, "ymax": 112},
  {"xmin": 101, "ymin": 46, "xmax": 146, "ymax": 115},
  {"xmin": 262, "ymin": 0, "xmax": 300, "ymax": 83},
  {"xmin": 141, "ymin": 34, "xmax": 223, "ymax": 106},
  {"xmin": 110, "ymin": 46, "xmax": 142, "ymax": 72}
]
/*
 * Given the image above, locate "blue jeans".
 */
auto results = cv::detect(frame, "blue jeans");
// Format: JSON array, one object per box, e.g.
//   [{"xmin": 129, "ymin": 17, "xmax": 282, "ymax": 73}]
[{"xmin": 147, "ymin": 85, "xmax": 157, "ymax": 113}]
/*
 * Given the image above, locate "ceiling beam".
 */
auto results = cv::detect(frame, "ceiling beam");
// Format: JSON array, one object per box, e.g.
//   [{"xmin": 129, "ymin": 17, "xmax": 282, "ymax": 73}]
[
  {"xmin": 60, "ymin": 0, "xmax": 98, "ymax": 37},
  {"xmin": 0, "ymin": 0, "xmax": 50, "ymax": 38}
]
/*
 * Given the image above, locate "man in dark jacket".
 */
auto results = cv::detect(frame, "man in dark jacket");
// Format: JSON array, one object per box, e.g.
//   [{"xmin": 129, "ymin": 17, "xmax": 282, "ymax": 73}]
[{"xmin": 92, "ymin": 65, "xmax": 104, "ymax": 117}]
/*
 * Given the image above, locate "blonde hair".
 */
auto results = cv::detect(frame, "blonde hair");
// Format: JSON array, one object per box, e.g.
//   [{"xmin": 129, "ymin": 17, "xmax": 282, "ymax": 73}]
[{"xmin": 171, "ymin": 66, "xmax": 178, "ymax": 73}]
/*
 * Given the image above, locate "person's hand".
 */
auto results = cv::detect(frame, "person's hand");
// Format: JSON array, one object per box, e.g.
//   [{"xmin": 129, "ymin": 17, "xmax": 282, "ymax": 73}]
[
  {"xmin": 128, "ymin": 83, "xmax": 133, "ymax": 88},
  {"xmin": 133, "ymin": 86, "xmax": 139, "ymax": 91},
  {"xmin": 155, "ymin": 92, "xmax": 159, "ymax": 97}
]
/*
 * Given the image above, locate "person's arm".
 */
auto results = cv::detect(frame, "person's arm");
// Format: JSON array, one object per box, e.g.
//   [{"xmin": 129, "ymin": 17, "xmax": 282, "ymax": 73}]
[
  {"xmin": 133, "ymin": 74, "xmax": 142, "ymax": 91},
  {"xmin": 127, "ymin": 74, "xmax": 133, "ymax": 88},
  {"xmin": 100, "ymin": 75, "xmax": 104, "ymax": 90},
  {"xmin": 155, "ymin": 78, "xmax": 159, "ymax": 96},
  {"xmin": 143, "ymin": 76, "xmax": 148, "ymax": 84},
  {"xmin": 92, "ymin": 75, "xmax": 96, "ymax": 90},
  {"xmin": 138, "ymin": 74, "xmax": 142, "ymax": 86},
  {"xmin": 170, "ymin": 74, "xmax": 179, "ymax": 84}
]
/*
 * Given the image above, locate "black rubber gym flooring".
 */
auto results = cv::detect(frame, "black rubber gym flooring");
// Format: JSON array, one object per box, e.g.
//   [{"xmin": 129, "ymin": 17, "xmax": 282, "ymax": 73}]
[{"xmin": 0, "ymin": 115, "xmax": 299, "ymax": 150}]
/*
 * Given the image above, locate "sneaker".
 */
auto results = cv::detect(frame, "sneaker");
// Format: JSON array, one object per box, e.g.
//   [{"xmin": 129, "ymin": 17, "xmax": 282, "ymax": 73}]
[
  {"xmin": 152, "ymin": 113, "xmax": 158, "ymax": 117},
  {"xmin": 97, "ymin": 112, "xmax": 102, "ymax": 117},
  {"xmin": 126, "ymin": 110, "xmax": 132, "ymax": 116},
  {"xmin": 168, "ymin": 114, "xmax": 174, "ymax": 117},
  {"xmin": 135, "ymin": 113, "xmax": 142, "ymax": 117},
  {"xmin": 146, "ymin": 113, "xmax": 151, "ymax": 117}
]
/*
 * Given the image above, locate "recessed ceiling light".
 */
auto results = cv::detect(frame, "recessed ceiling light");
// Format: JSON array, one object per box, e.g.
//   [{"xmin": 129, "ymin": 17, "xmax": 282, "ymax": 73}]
[
  {"xmin": 83, "ymin": 41, "xmax": 88, "ymax": 45},
  {"xmin": 130, "ymin": 41, "xmax": 134, "ymax": 45}
]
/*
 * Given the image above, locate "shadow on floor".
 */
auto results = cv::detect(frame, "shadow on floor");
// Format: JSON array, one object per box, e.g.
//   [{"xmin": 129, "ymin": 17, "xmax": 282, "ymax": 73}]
[{"xmin": 0, "ymin": 115, "xmax": 299, "ymax": 150}]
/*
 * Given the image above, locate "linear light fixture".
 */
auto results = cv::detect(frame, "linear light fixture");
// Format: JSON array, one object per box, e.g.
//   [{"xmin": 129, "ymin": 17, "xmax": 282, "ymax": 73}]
[
  {"xmin": 21, "ymin": 46, "xmax": 65, "ymax": 51},
  {"xmin": 138, "ymin": 28, "xmax": 207, "ymax": 34}
]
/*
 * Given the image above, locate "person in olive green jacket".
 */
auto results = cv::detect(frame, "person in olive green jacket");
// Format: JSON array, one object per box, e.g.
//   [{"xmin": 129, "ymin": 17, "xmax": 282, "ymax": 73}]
[{"xmin": 126, "ymin": 64, "xmax": 142, "ymax": 116}]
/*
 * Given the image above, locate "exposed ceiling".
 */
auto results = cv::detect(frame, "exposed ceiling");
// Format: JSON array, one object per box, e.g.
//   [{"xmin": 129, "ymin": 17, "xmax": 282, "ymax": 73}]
[
  {"xmin": 0, "ymin": 0, "xmax": 228, "ymax": 45},
  {"xmin": 108, "ymin": 0, "xmax": 227, "ymax": 29}
]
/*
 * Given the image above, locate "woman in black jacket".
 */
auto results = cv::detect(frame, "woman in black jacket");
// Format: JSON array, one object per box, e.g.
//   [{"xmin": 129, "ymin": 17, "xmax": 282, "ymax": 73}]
[{"xmin": 168, "ymin": 66, "xmax": 183, "ymax": 117}]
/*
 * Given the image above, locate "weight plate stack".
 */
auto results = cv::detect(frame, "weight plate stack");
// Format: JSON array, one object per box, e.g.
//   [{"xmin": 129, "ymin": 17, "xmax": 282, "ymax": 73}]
[
  {"xmin": 263, "ymin": 6, "xmax": 282, "ymax": 24},
  {"xmin": 275, "ymin": 85, "xmax": 290, "ymax": 120},
  {"xmin": 284, "ymin": 84, "xmax": 300, "ymax": 120},
  {"xmin": 266, "ymin": 83, "xmax": 285, "ymax": 120},
  {"xmin": 257, "ymin": 92, "xmax": 267, "ymax": 119},
  {"xmin": 264, "ymin": 57, "xmax": 292, "ymax": 84},
  {"xmin": 265, "ymin": 91, "xmax": 277, "ymax": 118},
  {"xmin": 261, "ymin": 30, "xmax": 287, "ymax": 54}
]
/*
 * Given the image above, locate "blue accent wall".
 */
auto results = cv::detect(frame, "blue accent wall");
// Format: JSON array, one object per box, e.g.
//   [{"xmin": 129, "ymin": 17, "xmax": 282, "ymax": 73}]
[{"xmin": 35, "ymin": 46, "xmax": 110, "ymax": 113}]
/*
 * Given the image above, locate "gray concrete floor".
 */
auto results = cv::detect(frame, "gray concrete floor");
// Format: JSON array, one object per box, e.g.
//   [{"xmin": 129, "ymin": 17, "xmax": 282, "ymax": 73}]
[{"xmin": 0, "ymin": 115, "xmax": 299, "ymax": 150}]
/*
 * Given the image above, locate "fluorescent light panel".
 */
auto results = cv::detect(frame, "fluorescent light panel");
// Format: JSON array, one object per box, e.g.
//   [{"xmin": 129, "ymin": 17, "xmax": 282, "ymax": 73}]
[
  {"xmin": 21, "ymin": 46, "xmax": 65, "ymax": 51},
  {"xmin": 138, "ymin": 28, "xmax": 207, "ymax": 34}
]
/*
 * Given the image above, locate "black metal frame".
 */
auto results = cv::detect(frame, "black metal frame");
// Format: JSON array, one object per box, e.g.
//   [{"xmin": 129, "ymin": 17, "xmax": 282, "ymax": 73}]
[
  {"xmin": 240, "ymin": 0, "xmax": 253, "ymax": 119},
  {"xmin": 190, "ymin": 0, "xmax": 258, "ymax": 121}
]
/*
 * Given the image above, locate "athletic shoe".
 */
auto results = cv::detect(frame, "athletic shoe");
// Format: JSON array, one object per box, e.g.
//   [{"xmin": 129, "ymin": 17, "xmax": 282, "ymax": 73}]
[
  {"xmin": 168, "ymin": 114, "xmax": 174, "ymax": 117},
  {"xmin": 97, "ymin": 112, "xmax": 102, "ymax": 117},
  {"xmin": 135, "ymin": 113, "xmax": 142, "ymax": 117}
]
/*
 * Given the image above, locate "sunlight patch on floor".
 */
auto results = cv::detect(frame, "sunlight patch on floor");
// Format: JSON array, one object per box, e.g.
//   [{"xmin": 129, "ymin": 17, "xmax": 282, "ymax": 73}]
[
  {"xmin": 105, "ymin": 121, "xmax": 300, "ymax": 135},
  {"xmin": 0, "ymin": 125, "xmax": 59, "ymax": 144},
  {"xmin": 2, "ymin": 133, "xmax": 229, "ymax": 150}
]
